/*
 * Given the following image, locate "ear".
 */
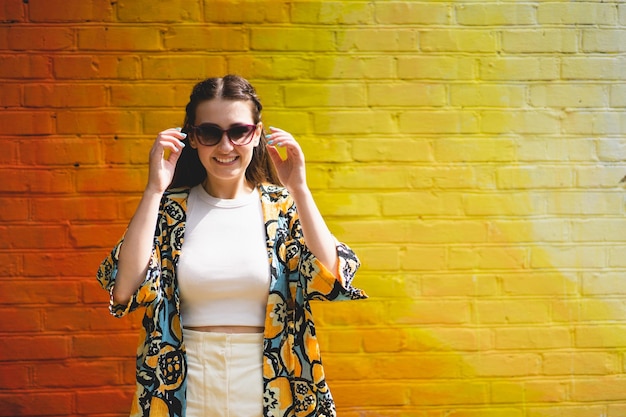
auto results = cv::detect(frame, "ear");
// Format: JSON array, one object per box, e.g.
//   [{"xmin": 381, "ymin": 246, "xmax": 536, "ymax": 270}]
[
  {"xmin": 253, "ymin": 123, "xmax": 263, "ymax": 147},
  {"xmin": 188, "ymin": 134, "xmax": 198, "ymax": 149}
]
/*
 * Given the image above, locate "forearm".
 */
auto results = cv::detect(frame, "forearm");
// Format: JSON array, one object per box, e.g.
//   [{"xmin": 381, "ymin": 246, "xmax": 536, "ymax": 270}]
[
  {"xmin": 289, "ymin": 186, "xmax": 339, "ymax": 277},
  {"xmin": 112, "ymin": 190, "xmax": 163, "ymax": 305}
]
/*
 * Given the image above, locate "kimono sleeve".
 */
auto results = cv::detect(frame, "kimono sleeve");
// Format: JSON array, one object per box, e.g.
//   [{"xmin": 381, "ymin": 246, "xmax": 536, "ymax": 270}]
[
  {"xmin": 299, "ymin": 237, "xmax": 367, "ymax": 301},
  {"xmin": 96, "ymin": 233, "xmax": 163, "ymax": 318}
]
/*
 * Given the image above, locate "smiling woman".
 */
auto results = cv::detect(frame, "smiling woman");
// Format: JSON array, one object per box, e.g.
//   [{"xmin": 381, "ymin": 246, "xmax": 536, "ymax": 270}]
[{"xmin": 96, "ymin": 74, "xmax": 367, "ymax": 417}]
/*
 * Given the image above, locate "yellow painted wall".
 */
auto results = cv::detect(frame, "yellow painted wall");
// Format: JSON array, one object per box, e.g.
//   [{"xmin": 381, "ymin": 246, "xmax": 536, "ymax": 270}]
[{"xmin": 2, "ymin": 0, "xmax": 626, "ymax": 415}]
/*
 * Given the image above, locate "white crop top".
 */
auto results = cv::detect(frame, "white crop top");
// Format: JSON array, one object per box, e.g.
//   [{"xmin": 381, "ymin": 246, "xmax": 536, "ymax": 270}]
[{"xmin": 177, "ymin": 185, "xmax": 270, "ymax": 327}]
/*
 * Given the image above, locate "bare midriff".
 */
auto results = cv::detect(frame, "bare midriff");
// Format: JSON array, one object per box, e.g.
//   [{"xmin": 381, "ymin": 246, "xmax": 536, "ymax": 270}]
[{"xmin": 184, "ymin": 325, "xmax": 264, "ymax": 334}]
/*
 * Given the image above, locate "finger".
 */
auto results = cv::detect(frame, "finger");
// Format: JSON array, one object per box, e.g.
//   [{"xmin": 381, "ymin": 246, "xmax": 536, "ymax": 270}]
[{"xmin": 266, "ymin": 144, "xmax": 284, "ymax": 165}]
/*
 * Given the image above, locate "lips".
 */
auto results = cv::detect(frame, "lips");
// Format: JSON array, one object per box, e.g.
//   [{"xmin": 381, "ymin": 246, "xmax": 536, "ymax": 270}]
[{"xmin": 214, "ymin": 156, "xmax": 238, "ymax": 164}]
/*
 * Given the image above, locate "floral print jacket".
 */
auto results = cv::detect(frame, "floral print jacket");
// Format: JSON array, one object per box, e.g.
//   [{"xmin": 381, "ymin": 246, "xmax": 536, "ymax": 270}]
[{"xmin": 97, "ymin": 184, "xmax": 367, "ymax": 417}]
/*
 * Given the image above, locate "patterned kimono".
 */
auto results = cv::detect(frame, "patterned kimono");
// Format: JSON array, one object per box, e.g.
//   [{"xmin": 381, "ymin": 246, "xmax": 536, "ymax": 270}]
[{"xmin": 97, "ymin": 183, "xmax": 367, "ymax": 417}]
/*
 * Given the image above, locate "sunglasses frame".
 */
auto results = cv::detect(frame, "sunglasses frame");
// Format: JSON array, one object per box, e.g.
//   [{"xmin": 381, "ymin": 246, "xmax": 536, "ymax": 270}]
[{"xmin": 189, "ymin": 123, "xmax": 259, "ymax": 147}]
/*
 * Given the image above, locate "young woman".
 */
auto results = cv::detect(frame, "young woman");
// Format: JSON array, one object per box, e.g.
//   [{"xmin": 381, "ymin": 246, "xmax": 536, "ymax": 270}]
[{"xmin": 97, "ymin": 75, "xmax": 367, "ymax": 417}]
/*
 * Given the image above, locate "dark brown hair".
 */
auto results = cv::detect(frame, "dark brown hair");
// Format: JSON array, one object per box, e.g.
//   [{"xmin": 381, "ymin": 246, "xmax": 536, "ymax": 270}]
[{"xmin": 169, "ymin": 75, "xmax": 281, "ymax": 189}]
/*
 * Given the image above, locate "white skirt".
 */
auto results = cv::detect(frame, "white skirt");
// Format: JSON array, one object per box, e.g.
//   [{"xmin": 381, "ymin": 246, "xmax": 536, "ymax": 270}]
[{"xmin": 183, "ymin": 328, "xmax": 264, "ymax": 417}]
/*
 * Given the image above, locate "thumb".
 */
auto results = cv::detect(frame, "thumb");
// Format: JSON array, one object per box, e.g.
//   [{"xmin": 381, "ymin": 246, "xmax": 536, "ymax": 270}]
[{"xmin": 266, "ymin": 145, "xmax": 283, "ymax": 166}]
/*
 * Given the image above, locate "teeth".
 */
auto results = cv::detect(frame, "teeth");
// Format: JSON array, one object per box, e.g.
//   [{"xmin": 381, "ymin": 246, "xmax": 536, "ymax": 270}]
[{"xmin": 215, "ymin": 156, "xmax": 236, "ymax": 163}]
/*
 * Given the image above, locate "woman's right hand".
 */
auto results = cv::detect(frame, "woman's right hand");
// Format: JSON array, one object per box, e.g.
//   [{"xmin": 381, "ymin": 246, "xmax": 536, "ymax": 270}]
[{"xmin": 146, "ymin": 128, "xmax": 187, "ymax": 194}]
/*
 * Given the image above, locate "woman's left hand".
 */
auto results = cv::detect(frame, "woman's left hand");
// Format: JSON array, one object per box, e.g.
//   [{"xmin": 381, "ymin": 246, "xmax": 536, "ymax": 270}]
[{"xmin": 265, "ymin": 127, "xmax": 307, "ymax": 192}]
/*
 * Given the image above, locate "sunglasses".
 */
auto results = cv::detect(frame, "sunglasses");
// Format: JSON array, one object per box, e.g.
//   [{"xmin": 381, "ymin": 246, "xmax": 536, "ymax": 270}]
[{"xmin": 189, "ymin": 123, "xmax": 258, "ymax": 146}]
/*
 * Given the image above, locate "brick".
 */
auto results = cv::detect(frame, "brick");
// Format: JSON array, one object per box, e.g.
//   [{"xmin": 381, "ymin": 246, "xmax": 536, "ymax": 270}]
[
  {"xmin": 462, "ymin": 354, "xmax": 541, "ymax": 377},
  {"xmin": 518, "ymin": 138, "xmax": 595, "ymax": 162},
  {"xmin": 336, "ymin": 29, "xmax": 418, "ymax": 52},
  {"xmin": 360, "ymin": 328, "xmax": 405, "ymax": 353},
  {"xmin": 564, "ymin": 111, "xmax": 626, "ymax": 135},
  {"xmin": 29, "ymin": 0, "xmax": 113, "ymax": 22},
  {"xmin": 20, "ymin": 137, "xmax": 101, "ymax": 166},
  {"xmin": 491, "ymin": 382, "xmax": 524, "ymax": 404},
  {"xmin": 572, "ymin": 219, "xmax": 626, "ymax": 242},
  {"xmin": 77, "ymin": 27, "xmax": 161, "ymax": 51},
  {"xmin": 375, "ymin": 2, "xmax": 449, "ymax": 25},
  {"xmin": 422, "ymin": 274, "xmax": 497, "ymax": 297},
  {"xmin": 582, "ymin": 272, "xmax": 626, "ymax": 296},
  {"xmin": 527, "ymin": 406, "xmax": 606, "ymax": 417},
  {"xmin": 0, "ymin": 307, "xmax": 41, "ymax": 332},
  {"xmin": 314, "ymin": 55, "xmax": 394, "ymax": 79},
  {"xmin": 375, "ymin": 354, "xmax": 462, "ymax": 379},
  {"xmin": 285, "ymin": 84, "xmax": 367, "ymax": 107},
  {"xmin": 482, "ymin": 111, "xmax": 560, "ymax": 134},
  {"xmin": 0, "ymin": 83, "xmax": 21, "ymax": 107},
  {"xmin": 0, "ymin": 55, "xmax": 52, "ymax": 78},
  {"xmin": 399, "ymin": 56, "xmax": 476, "ymax": 80},
  {"xmin": 352, "ymin": 138, "xmax": 433, "ymax": 163},
  {"xmin": 76, "ymin": 389, "xmax": 134, "ymax": 414},
  {"xmin": 501, "ymin": 272, "xmax": 577, "ymax": 295},
  {"xmin": 0, "ymin": 335, "xmax": 69, "ymax": 360},
  {"xmin": 480, "ymin": 57, "xmax": 559, "ymax": 81},
  {"xmin": 318, "ymin": 332, "xmax": 365, "ymax": 355},
  {"xmin": 434, "ymin": 138, "xmax": 516, "ymax": 162},
  {"xmin": 143, "ymin": 111, "xmax": 187, "ymax": 134},
  {"xmin": 368, "ymin": 83, "xmax": 446, "ymax": 107},
  {"xmin": 331, "ymin": 382, "xmax": 407, "ymax": 407},
  {"xmin": 399, "ymin": 111, "xmax": 479, "ymax": 134},
  {"xmin": 530, "ymin": 245, "xmax": 606, "ymax": 269},
  {"xmin": 450, "ymin": 246, "xmax": 527, "ymax": 270},
  {"xmin": 300, "ymin": 138, "xmax": 353, "ymax": 163},
  {"xmin": 408, "ymin": 382, "xmax": 489, "ymax": 405},
  {"xmin": 117, "ymin": 0, "xmax": 201, "ymax": 22},
  {"xmin": 8, "ymin": 26, "xmax": 74, "ymax": 51},
  {"xmin": 524, "ymin": 381, "xmax": 569, "ymax": 403},
  {"xmin": 0, "ymin": 393, "xmax": 72, "ymax": 416},
  {"xmin": 0, "ymin": 138, "xmax": 19, "ymax": 166},
  {"xmin": 251, "ymin": 28, "xmax": 335, "ymax": 51},
  {"xmin": 53, "ymin": 55, "xmax": 140, "ymax": 79},
  {"xmin": 0, "ymin": 112, "xmax": 54, "ymax": 135},
  {"xmin": 409, "ymin": 220, "xmax": 488, "ymax": 244},
  {"xmin": 0, "ymin": 0, "xmax": 24, "ymax": 22},
  {"xmin": 597, "ymin": 138, "xmax": 626, "ymax": 161},
  {"xmin": 0, "ymin": 280, "xmax": 80, "ymax": 304},
  {"xmin": 73, "ymin": 333, "xmax": 146, "ymax": 358},
  {"xmin": 421, "ymin": 30, "xmax": 497, "ymax": 53},
  {"xmin": 24, "ymin": 83, "xmax": 107, "ymax": 108},
  {"xmin": 44, "ymin": 306, "xmax": 135, "ymax": 332},
  {"xmin": 56, "ymin": 110, "xmax": 140, "ymax": 135},
  {"xmin": 104, "ymin": 137, "xmax": 152, "ymax": 165},
  {"xmin": 204, "ymin": 0, "xmax": 290, "ymax": 23},
  {"xmin": 142, "ymin": 55, "xmax": 226, "ymax": 80},
  {"xmin": 0, "ymin": 197, "xmax": 29, "ymax": 221},
  {"xmin": 315, "ymin": 300, "xmax": 385, "ymax": 327},
  {"xmin": 583, "ymin": 29, "xmax": 626, "ymax": 53},
  {"xmin": 0, "ymin": 168, "xmax": 73, "ymax": 194},
  {"xmin": 328, "ymin": 219, "xmax": 408, "ymax": 244},
  {"xmin": 351, "ymin": 245, "xmax": 400, "ymax": 270},
  {"xmin": 22, "ymin": 250, "xmax": 104, "ymax": 277},
  {"xmin": 34, "ymin": 361, "xmax": 119, "ymax": 387},
  {"xmin": 382, "ymin": 192, "xmax": 463, "ymax": 216},
  {"xmin": 405, "ymin": 327, "xmax": 490, "ymax": 352},
  {"xmin": 543, "ymin": 352, "xmax": 618, "ymax": 376},
  {"xmin": 496, "ymin": 166, "xmax": 574, "ymax": 189},
  {"xmin": 580, "ymin": 299, "xmax": 626, "ymax": 321},
  {"xmin": 489, "ymin": 220, "xmax": 568, "ymax": 244},
  {"xmin": 563, "ymin": 57, "xmax": 626, "ymax": 80},
  {"xmin": 0, "ymin": 225, "xmax": 68, "ymax": 249},
  {"xmin": 503, "ymin": 30, "xmax": 578, "ymax": 53},
  {"xmin": 456, "ymin": 4, "xmax": 536, "ymax": 26},
  {"xmin": 475, "ymin": 300, "xmax": 550, "ymax": 324},
  {"xmin": 228, "ymin": 55, "xmax": 311, "ymax": 80},
  {"xmin": 463, "ymin": 193, "xmax": 537, "ymax": 216},
  {"xmin": 494, "ymin": 327, "xmax": 571, "ymax": 349},
  {"xmin": 311, "ymin": 192, "xmax": 380, "ymax": 217},
  {"xmin": 530, "ymin": 84, "xmax": 608, "ymax": 108},
  {"xmin": 314, "ymin": 111, "xmax": 394, "ymax": 134},
  {"xmin": 164, "ymin": 26, "xmax": 246, "ymax": 50},
  {"xmin": 450, "ymin": 84, "xmax": 525, "ymax": 107},
  {"xmin": 0, "ymin": 364, "xmax": 30, "ymax": 389},
  {"xmin": 292, "ymin": 1, "xmax": 373, "ymax": 24},
  {"xmin": 31, "ymin": 197, "xmax": 120, "ymax": 222},
  {"xmin": 572, "ymin": 377, "xmax": 626, "ymax": 401},
  {"xmin": 610, "ymin": 84, "xmax": 626, "ymax": 107},
  {"xmin": 327, "ymin": 166, "xmax": 412, "ymax": 190},
  {"xmin": 69, "ymin": 224, "xmax": 127, "ymax": 248},
  {"xmin": 538, "ymin": 3, "xmax": 617, "ymax": 25},
  {"xmin": 110, "ymin": 83, "xmax": 190, "ymax": 107},
  {"xmin": 544, "ymin": 192, "xmax": 622, "ymax": 215},
  {"xmin": 389, "ymin": 300, "xmax": 470, "ymax": 324},
  {"xmin": 75, "ymin": 168, "xmax": 147, "ymax": 193}
]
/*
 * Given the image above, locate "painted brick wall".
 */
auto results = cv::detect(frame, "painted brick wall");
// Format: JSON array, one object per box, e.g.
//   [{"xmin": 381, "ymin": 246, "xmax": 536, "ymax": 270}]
[{"xmin": 2, "ymin": 0, "xmax": 626, "ymax": 416}]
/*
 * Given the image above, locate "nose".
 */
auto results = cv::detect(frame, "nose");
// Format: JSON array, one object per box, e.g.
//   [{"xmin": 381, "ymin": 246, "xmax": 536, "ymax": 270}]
[{"xmin": 216, "ymin": 131, "xmax": 234, "ymax": 149}]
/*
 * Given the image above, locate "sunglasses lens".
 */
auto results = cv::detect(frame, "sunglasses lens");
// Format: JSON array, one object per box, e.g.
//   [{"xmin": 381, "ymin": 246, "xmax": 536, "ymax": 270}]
[
  {"xmin": 228, "ymin": 125, "xmax": 254, "ymax": 143},
  {"xmin": 196, "ymin": 125, "xmax": 222, "ymax": 145}
]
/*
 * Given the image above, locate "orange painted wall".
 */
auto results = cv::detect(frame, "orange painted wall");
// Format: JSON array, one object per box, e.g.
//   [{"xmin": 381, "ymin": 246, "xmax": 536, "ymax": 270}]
[{"xmin": 3, "ymin": 1, "xmax": 626, "ymax": 416}]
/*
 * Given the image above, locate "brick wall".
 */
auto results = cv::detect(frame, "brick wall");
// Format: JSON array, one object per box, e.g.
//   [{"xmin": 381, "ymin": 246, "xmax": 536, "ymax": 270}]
[{"xmin": 2, "ymin": 0, "xmax": 626, "ymax": 416}]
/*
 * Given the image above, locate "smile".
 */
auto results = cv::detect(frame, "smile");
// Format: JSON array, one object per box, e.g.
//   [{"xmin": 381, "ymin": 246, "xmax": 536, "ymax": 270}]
[{"xmin": 214, "ymin": 156, "xmax": 238, "ymax": 164}]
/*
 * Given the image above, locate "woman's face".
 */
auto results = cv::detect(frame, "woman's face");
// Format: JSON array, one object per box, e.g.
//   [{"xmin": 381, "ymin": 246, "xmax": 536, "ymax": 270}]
[{"xmin": 189, "ymin": 98, "xmax": 262, "ymax": 194}]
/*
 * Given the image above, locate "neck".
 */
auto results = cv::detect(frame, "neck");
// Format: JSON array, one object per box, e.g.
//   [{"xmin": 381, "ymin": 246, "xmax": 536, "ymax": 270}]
[{"xmin": 202, "ymin": 177, "xmax": 254, "ymax": 199}]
